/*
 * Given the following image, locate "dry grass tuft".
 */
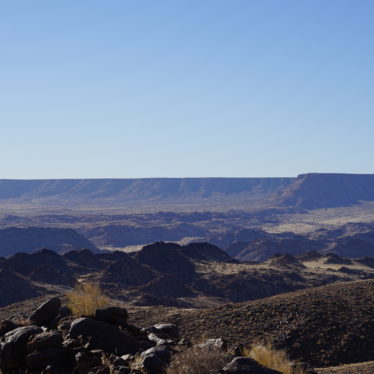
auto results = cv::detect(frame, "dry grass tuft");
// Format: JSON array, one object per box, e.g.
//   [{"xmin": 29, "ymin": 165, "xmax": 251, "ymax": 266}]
[
  {"xmin": 167, "ymin": 346, "xmax": 230, "ymax": 374},
  {"xmin": 242, "ymin": 343, "xmax": 306, "ymax": 374},
  {"xmin": 66, "ymin": 282, "xmax": 109, "ymax": 317}
]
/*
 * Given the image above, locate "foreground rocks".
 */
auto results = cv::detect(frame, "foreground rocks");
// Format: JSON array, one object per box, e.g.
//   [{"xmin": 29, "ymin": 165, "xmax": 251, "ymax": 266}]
[{"xmin": 0, "ymin": 297, "xmax": 312, "ymax": 374}]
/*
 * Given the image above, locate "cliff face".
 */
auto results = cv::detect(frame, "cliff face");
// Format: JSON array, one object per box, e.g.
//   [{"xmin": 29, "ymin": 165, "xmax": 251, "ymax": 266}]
[
  {"xmin": 2, "ymin": 174, "xmax": 374, "ymax": 210},
  {"xmin": 0, "ymin": 178, "xmax": 294, "ymax": 208},
  {"xmin": 278, "ymin": 173, "xmax": 374, "ymax": 209}
]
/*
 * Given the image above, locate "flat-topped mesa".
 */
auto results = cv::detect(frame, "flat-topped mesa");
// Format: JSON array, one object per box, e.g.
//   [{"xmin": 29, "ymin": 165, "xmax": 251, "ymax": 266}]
[
  {"xmin": 0, "ymin": 177, "xmax": 294, "ymax": 209},
  {"xmin": 278, "ymin": 173, "xmax": 374, "ymax": 209}
]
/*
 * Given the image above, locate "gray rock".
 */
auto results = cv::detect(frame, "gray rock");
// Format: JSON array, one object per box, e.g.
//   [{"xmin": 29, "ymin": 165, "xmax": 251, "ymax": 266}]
[
  {"xmin": 197, "ymin": 338, "xmax": 227, "ymax": 350},
  {"xmin": 140, "ymin": 345, "xmax": 172, "ymax": 364},
  {"xmin": 153, "ymin": 324, "xmax": 179, "ymax": 339},
  {"xmin": 29, "ymin": 297, "xmax": 61, "ymax": 326},
  {"xmin": 147, "ymin": 332, "xmax": 170, "ymax": 346},
  {"xmin": 221, "ymin": 357, "xmax": 282, "ymax": 374},
  {"xmin": 142, "ymin": 323, "xmax": 179, "ymax": 340},
  {"xmin": 139, "ymin": 345, "xmax": 171, "ymax": 374},
  {"xmin": 69, "ymin": 318, "xmax": 138, "ymax": 355}
]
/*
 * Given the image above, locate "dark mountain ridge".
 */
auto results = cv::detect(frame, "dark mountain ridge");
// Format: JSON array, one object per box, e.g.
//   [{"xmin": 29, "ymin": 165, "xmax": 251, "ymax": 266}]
[{"xmin": 0, "ymin": 227, "xmax": 98, "ymax": 256}]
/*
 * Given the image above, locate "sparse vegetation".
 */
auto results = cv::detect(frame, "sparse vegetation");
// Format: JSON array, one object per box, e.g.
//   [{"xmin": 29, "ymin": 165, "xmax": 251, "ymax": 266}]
[
  {"xmin": 166, "ymin": 346, "xmax": 230, "ymax": 374},
  {"xmin": 66, "ymin": 282, "xmax": 109, "ymax": 317},
  {"xmin": 242, "ymin": 343, "xmax": 306, "ymax": 374}
]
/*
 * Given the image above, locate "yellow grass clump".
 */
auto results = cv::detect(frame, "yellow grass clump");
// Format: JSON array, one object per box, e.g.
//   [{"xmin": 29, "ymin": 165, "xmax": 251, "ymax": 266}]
[
  {"xmin": 167, "ymin": 346, "xmax": 230, "ymax": 374},
  {"xmin": 66, "ymin": 282, "xmax": 109, "ymax": 317},
  {"xmin": 242, "ymin": 343, "xmax": 306, "ymax": 374}
]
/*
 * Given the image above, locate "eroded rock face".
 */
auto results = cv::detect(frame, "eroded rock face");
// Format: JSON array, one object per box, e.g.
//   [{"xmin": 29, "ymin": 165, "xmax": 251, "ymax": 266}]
[
  {"xmin": 29, "ymin": 297, "xmax": 61, "ymax": 326},
  {"xmin": 69, "ymin": 318, "xmax": 138, "ymax": 355}
]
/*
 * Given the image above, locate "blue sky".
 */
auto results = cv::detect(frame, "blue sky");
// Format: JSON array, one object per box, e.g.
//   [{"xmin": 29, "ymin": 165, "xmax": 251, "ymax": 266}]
[{"xmin": 1, "ymin": 0, "xmax": 374, "ymax": 178}]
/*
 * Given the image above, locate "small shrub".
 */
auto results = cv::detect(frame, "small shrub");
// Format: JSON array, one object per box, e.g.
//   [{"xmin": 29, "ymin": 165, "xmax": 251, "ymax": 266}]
[
  {"xmin": 242, "ymin": 343, "xmax": 306, "ymax": 374},
  {"xmin": 66, "ymin": 282, "xmax": 109, "ymax": 317},
  {"xmin": 167, "ymin": 346, "xmax": 230, "ymax": 374}
]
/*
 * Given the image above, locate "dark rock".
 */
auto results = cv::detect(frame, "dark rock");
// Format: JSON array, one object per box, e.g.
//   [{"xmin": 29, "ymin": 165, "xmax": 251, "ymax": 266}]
[
  {"xmin": 27, "ymin": 331, "xmax": 63, "ymax": 353},
  {"xmin": 69, "ymin": 318, "xmax": 138, "ymax": 355},
  {"xmin": 111, "ymin": 366, "xmax": 131, "ymax": 374},
  {"xmin": 87, "ymin": 366, "xmax": 110, "ymax": 374},
  {"xmin": 0, "ymin": 320, "xmax": 18, "ymax": 337},
  {"xmin": 59, "ymin": 305, "xmax": 73, "ymax": 318},
  {"xmin": 26, "ymin": 347, "xmax": 71, "ymax": 370},
  {"xmin": 140, "ymin": 354, "xmax": 167, "ymax": 374},
  {"xmin": 95, "ymin": 307, "xmax": 128, "ymax": 327},
  {"xmin": 1, "ymin": 325, "xmax": 43, "ymax": 370},
  {"xmin": 221, "ymin": 357, "xmax": 282, "ymax": 374},
  {"xmin": 74, "ymin": 351, "xmax": 102, "ymax": 374},
  {"xmin": 140, "ymin": 345, "xmax": 172, "ymax": 364},
  {"xmin": 29, "ymin": 297, "xmax": 61, "ymax": 326}
]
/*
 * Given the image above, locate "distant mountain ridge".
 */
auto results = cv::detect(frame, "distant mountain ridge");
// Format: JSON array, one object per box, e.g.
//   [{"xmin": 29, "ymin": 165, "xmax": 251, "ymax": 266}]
[
  {"xmin": 1, "ymin": 173, "xmax": 374, "ymax": 209},
  {"xmin": 0, "ymin": 178, "xmax": 293, "ymax": 209}
]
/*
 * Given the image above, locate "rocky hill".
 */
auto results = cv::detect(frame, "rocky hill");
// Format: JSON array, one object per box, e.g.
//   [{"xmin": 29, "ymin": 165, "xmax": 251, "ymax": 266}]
[
  {"xmin": 0, "ymin": 242, "xmax": 373, "ymax": 308},
  {"xmin": 223, "ymin": 223, "xmax": 374, "ymax": 261}
]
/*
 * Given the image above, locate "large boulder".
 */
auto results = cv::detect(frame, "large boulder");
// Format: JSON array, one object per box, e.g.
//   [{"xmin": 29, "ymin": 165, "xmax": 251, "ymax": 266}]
[
  {"xmin": 69, "ymin": 318, "xmax": 138, "ymax": 355},
  {"xmin": 0, "ymin": 325, "xmax": 43, "ymax": 370},
  {"xmin": 139, "ymin": 345, "xmax": 172, "ymax": 374},
  {"xmin": 29, "ymin": 297, "xmax": 61, "ymax": 326},
  {"xmin": 27, "ymin": 331, "xmax": 63, "ymax": 353},
  {"xmin": 220, "ymin": 357, "xmax": 282, "ymax": 374},
  {"xmin": 95, "ymin": 307, "xmax": 128, "ymax": 327}
]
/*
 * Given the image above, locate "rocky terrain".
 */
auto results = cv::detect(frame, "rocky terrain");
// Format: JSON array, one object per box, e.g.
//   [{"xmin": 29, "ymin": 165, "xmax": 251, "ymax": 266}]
[
  {"xmin": 0, "ymin": 242, "xmax": 373, "ymax": 308},
  {"xmin": 0, "ymin": 294, "xmax": 318, "ymax": 374},
  {"xmin": 128, "ymin": 279, "xmax": 374, "ymax": 368},
  {"xmin": 0, "ymin": 279, "xmax": 372, "ymax": 374}
]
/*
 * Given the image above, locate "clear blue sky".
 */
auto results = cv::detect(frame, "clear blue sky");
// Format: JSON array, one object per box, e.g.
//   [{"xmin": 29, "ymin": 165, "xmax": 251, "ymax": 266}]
[{"xmin": 1, "ymin": 0, "xmax": 374, "ymax": 178}]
